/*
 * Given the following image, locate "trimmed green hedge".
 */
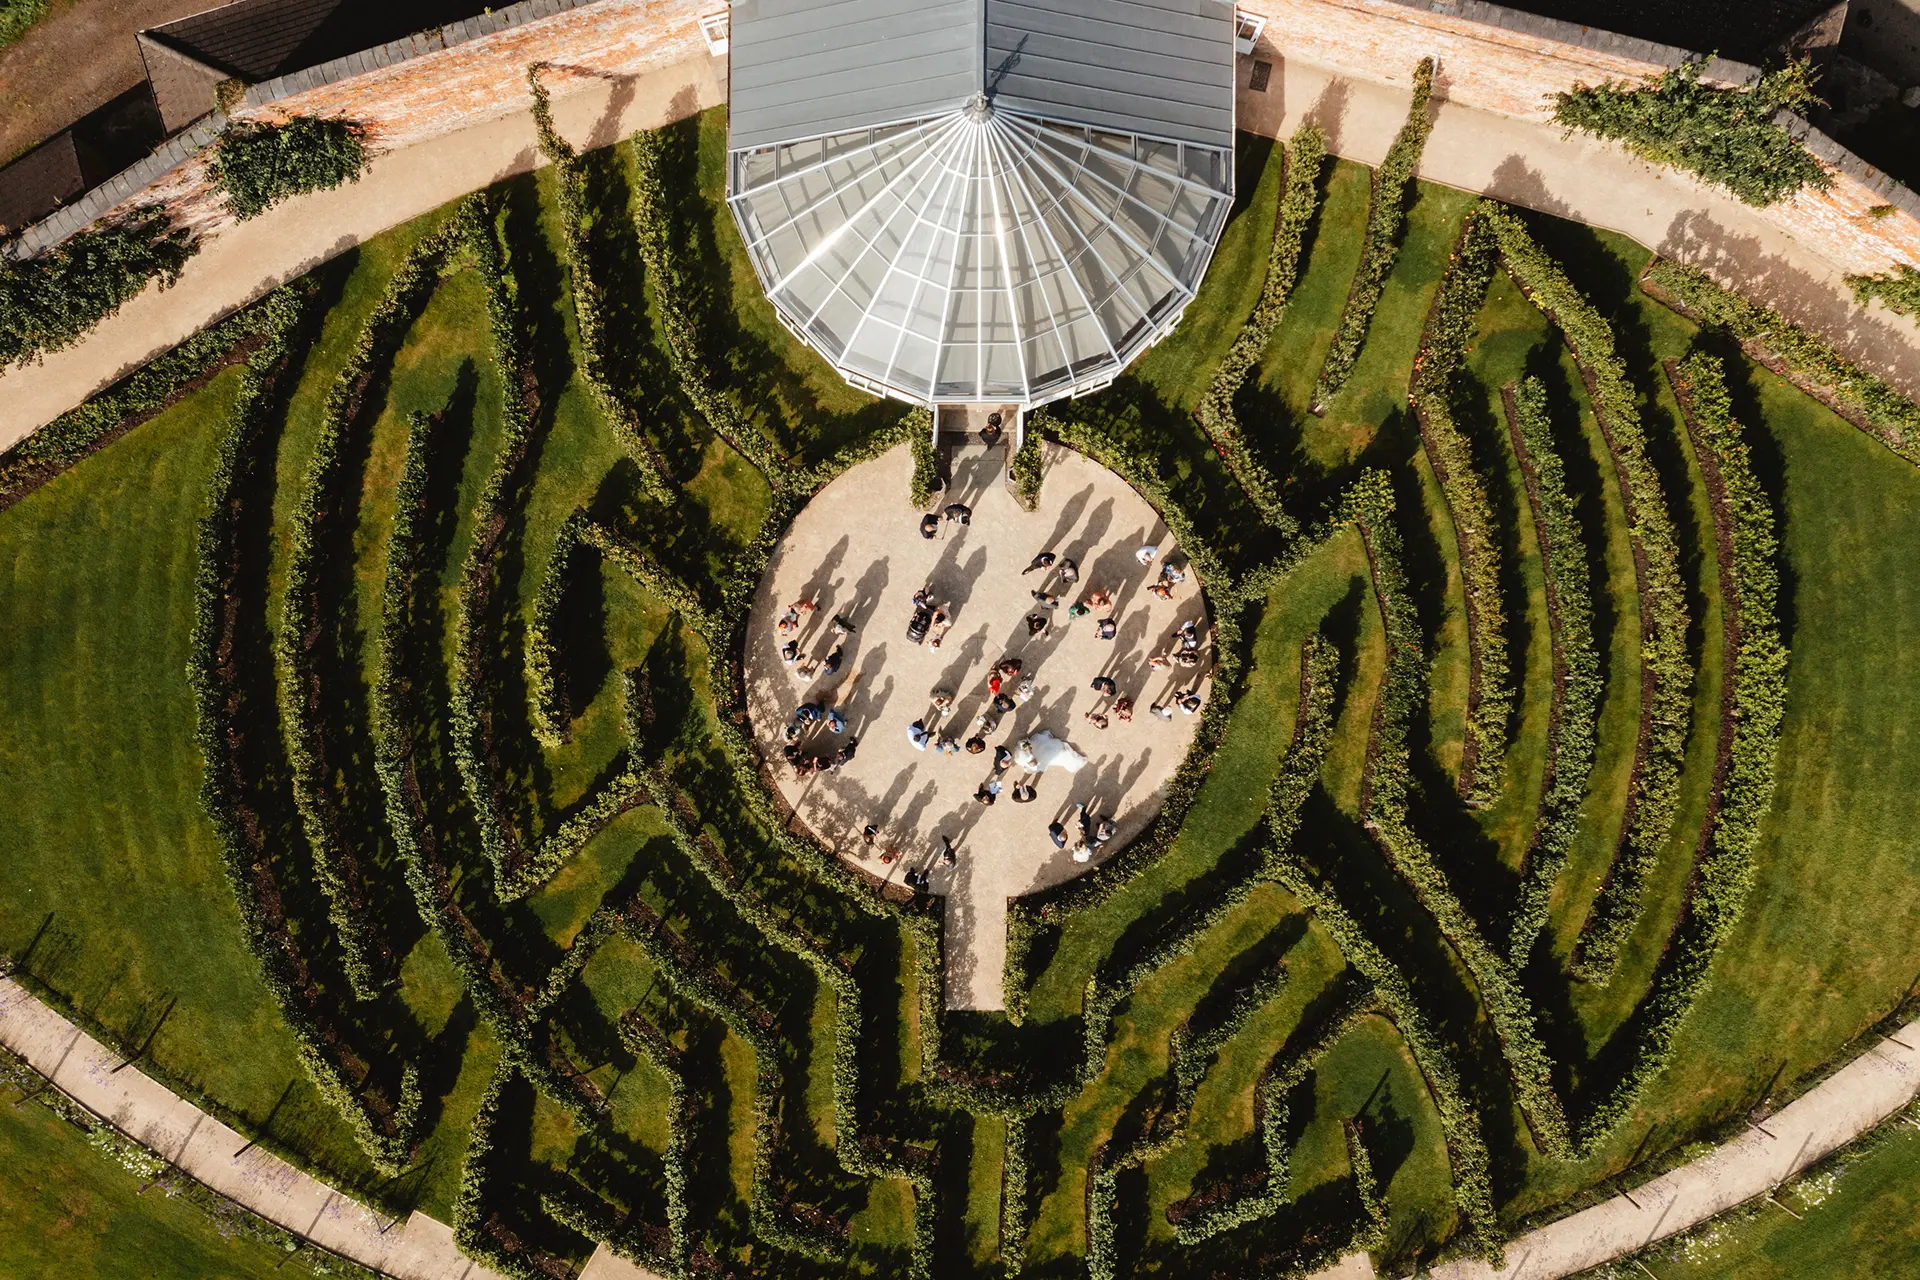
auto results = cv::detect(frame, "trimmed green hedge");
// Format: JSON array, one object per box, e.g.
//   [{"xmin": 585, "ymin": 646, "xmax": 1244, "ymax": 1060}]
[
  {"xmin": 1550, "ymin": 60, "xmax": 1829, "ymax": 207},
  {"xmin": 910, "ymin": 423, "xmax": 939, "ymax": 507},
  {"xmin": 0, "ymin": 205, "xmax": 198, "ymax": 370},
  {"xmin": 1410, "ymin": 208, "xmax": 1510, "ymax": 806},
  {"xmin": 629, "ymin": 127, "xmax": 784, "ymax": 482},
  {"xmin": 1347, "ymin": 469, "xmax": 1574, "ymax": 1159},
  {"xmin": 1501, "ymin": 376, "xmax": 1602, "ymax": 964},
  {"xmin": 277, "ymin": 215, "xmax": 465, "ymax": 999},
  {"xmin": 1487, "ymin": 205, "xmax": 1694, "ymax": 985},
  {"xmin": 1079, "ymin": 636, "xmax": 1338, "ymax": 1086},
  {"xmin": 187, "ymin": 286, "xmax": 422, "ymax": 1174},
  {"xmin": 1577, "ymin": 353, "xmax": 1788, "ymax": 1144},
  {"xmin": 210, "ymin": 115, "xmax": 369, "ymax": 221},
  {"xmin": 1168, "ymin": 980, "xmax": 1375, "ymax": 1245},
  {"xmin": 526, "ymin": 67, "xmax": 674, "ymax": 502},
  {"xmin": 1309, "ymin": 58, "xmax": 1434, "ymax": 413},
  {"xmin": 0, "ymin": 284, "xmax": 305, "ymax": 508},
  {"xmin": 1193, "ymin": 122, "xmax": 1327, "ymax": 528},
  {"xmin": 1643, "ymin": 256, "xmax": 1920, "ymax": 469}
]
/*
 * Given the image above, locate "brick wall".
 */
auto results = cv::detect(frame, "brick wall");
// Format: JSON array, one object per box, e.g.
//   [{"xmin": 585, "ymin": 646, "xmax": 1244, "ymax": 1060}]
[{"xmin": 1241, "ymin": 0, "xmax": 1920, "ymax": 276}]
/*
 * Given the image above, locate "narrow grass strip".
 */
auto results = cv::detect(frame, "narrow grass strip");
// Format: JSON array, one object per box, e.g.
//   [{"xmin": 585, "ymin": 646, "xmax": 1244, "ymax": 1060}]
[
  {"xmin": 1487, "ymin": 205, "xmax": 1694, "ymax": 985},
  {"xmin": 1575, "ymin": 353, "xmax": 1788, "ymax": 1144},
  {"xmin": 1193, "ymin": 121, "xmax": 1327, "ymax": 529},
  {"xmin": 1642, "ymin": 256, "xmax": 1920, "ymax": 469},
  {"xmin": 1309, "ymin": 58, "xmax": 1435, "ymax": 414},
  {"xmin": 1410, "ymin": 208, "xmax": 1511, "ymax": 805},
  {"xmin": 1501, "ymin": 377, "xmax": 1602, "ymax": 965}
]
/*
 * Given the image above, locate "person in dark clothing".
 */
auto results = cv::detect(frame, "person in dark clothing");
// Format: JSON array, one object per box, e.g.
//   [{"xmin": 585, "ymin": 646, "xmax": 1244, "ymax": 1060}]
[
  {"xmin": 1090, "ymin": 675, "xmax": 1117, "ymax": 696},
  {"xmin": 832, "ymin": 614, "xmax": 857, "ymax": 636},
  {"xmin": 1027, "ymin": 613, "xmax": 1049, "ymax": 636},
  {"xmin": 1048, "ymin": 822, "xmax": 1068, "ymax": 848},
  {"xmin": 943, "ymin": 503, "xmax": 972, "ymax": 525},
  {"xmin": 920, "ymin": 513, "xmax": 940, "ymax": 539},
  {"xmin": 1095, "ymin": 617, "xmax": 1118, "ymax": 640},
  {"xmin": 993, "ymin": 745, "xmax": 1013, "ymax": 774},
  {"xmin": 1057, "ymin": 557, "xmax": 1078, "ymax": 585},
  {"xmin": 1011, "ymin": 782, "xmax": 1036, "ymax": 803},
  {"xmin": 1031, "ymin": 589, "xmax": 1060, "ymax": 609},
  {"xmin": 1021, "ymin": 551, "xmax": 1056, "ymax": 575},
  {"xmin": 795, "ymin": 702, "xmax": 824, "ymax": 722},
  {"xmin": 823, "ymin": 645, "xmax": 844, "ymax": 675}
]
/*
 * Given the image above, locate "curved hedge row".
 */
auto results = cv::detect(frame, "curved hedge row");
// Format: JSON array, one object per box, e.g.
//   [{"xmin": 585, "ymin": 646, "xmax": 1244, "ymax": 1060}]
[
  {"xmin": 1167, "ymin": 980, "xmax": 1376, "ymax": 1245},
  {"xmin": 1486, "ymin": 205, "xmax": 1694, "ymax": 985},
  {"xmin": 1501, "ymin": 376, "xmax": 1602, "ymax": 964},
  {"xmin": 1309, "ymin": 58, "xmax": 1435, "ymax": 414},
  {"xmin": 629, "ymin": 128, "xmax": 784, "ymax": 482},
  {"xmin": 1410, "ymin": 208, "xmax": 1510, "ymax": 806},
  {"xmin": 1085, "ymin": 963, "xmax": 1294, "ymax": 1279},
  {"xmin": 277, "ymin": 215, "xmax": 465, "ymax": 999},
  {"xmin": 526, "ymin": 68, "xmax": 674, "ymax": 503},
  {"xmin": 1264, "ymin": 471, "xmax": 1504, "ymax": 1260},
  {"xmin": 1348, "ymin": 469, "xmax": 1574, "ymax": 1159},
  {"xmin": 1079, "ymin": 635, "xmax": 1339, "ymax": 1084},
  {"xmin": 0, "ymin": 284, "xmax": 305, "ymax": 509},
  {"xmin": 1575, "ymin": 352, "xmax": 1788, "ymax": 1143},
  {"xmin": 1642, "ymin": 257, "xmax": 1920, "ymax": 470},
  {"xmin": 188, "ymin": 289, "xmax": 422, "ymax": 1174},
  {"xmin": 1193, "ymin": 122, "xmax": 1327, "ymax": 528}
]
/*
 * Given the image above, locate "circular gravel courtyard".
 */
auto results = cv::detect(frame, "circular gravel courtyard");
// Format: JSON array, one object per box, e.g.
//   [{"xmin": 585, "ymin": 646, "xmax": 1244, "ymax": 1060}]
[{"xmin": 743, "ymin": 439, "xmax": 1212, "ymax": 1009}]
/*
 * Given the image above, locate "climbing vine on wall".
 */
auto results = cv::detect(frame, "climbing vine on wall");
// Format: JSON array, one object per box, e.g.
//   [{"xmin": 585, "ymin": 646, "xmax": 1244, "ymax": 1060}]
[{"xmin": 210, "ymin": 115, "xmax": 370, "ymax": 221}]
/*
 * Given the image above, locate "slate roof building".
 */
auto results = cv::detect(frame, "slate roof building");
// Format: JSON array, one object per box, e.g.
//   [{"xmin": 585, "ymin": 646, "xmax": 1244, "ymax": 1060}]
[{"xmin": 725, "ymin": 0, "xmax": 1240, "ymax": 411}]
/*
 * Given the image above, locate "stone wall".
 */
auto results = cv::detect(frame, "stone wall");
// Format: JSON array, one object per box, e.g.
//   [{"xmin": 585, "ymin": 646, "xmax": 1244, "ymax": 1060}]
[{"xmin": 1241, "ymin": 0, "xmax": 1920, "ymax": 277}]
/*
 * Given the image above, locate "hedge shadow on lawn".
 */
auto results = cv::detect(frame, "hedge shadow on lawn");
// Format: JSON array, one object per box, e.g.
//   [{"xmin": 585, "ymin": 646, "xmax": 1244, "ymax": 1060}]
[
  {"xmin": 1294, "ymin": 786, "xmax": 1534, "ymax": 1199},
  {"xmin": 1386, "ymin": 453, "xmax": 1519, "ymax": 931}
]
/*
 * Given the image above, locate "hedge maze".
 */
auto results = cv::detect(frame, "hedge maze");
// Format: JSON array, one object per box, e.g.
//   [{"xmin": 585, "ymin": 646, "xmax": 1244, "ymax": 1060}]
[{"xmin": 14, "ymin": 91, "xmax": 1920, "ymax": 1280}]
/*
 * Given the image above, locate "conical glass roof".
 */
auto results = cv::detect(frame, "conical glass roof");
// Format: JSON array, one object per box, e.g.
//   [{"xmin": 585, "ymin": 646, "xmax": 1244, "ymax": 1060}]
[{"xmin": 728, "ymin": 98, "xmax": 1233, "ymax": 407}]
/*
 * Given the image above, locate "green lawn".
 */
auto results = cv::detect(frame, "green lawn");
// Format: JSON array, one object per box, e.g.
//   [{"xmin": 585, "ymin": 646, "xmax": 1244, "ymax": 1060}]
[
  {"xmin": 6, "ymin": 108, "xmax": 1920, "ymax": 1280},
  {"xmin": 0, "ymin": 1093, "xmax": 358, "ymax": 1280}
]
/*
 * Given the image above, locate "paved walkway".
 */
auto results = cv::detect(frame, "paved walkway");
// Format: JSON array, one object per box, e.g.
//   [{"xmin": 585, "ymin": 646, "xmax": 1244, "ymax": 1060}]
[
  {"xmin": 743, "ymin": 442, "xmax": 1209, "ymax": 1011},
  {"xmin": 0, "ymin": 973, "xmax": 505, "ymax": 1280},
  {"xmin": 1427, "ymin": 1017, "xmax": 1920, "ymax": 1279},
  {"xmin": 0, "ymin": 51, "xmax": 724, "ymax": 444}
]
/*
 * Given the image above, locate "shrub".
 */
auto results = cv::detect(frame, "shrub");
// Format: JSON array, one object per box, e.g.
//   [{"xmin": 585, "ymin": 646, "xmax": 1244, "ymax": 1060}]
[
  {"xmin": 1193, "ymin": 122, "xmax": 1327, "ymax": 527},
  {"xmin": 0, "ymin": 0, "xmax": 50, "ymax": 52},
  {"xmin": 1310, "ymin": 59, "xmax": 1434, "ymax": 412},
  {"xmin": 1010, "ymin": 424, "xmax": 1043, "ymax": 511},
  {"xmin": 1644, "ymin": 257, "xmax": 1920, "ymax": 468},
  {"xmin": 1345, "ymin": 470, "xmax": 1574, "ymax": 1158},
  {"xmin": 526, "ymin": 67, "xmax": 675, "ymax": 502},
  {"xmin": 1409, "ymin": 209, "xmax": 1510, "ymax": 805},
  {"xmin": 277, "ymin": 216, "xmax": 465, "ymax": 999},
  {"xmin": 910, "ymin": 422, "xmax": 939, "ymax": 507},
  {"xmin": 210, "ymin": 115, "xmax": 369, "ymax": 221},
  {"xmin": 1502, "ymin": 376, "xmax": 1602, "ymax": 964},
  {"xmin": 0, "ymin": 205, "xmax": 198, "ymax": 370},
  {"xmin": 1, "ymin": 283, "xmax": 304, "ymax": 508},
  {"xmin": 1579, "ymin": 353, "xmax": 1787, "ymax": 1143},
  {"xmin": 1847, "ymin": 264, "xmax": 1920, "ymax": 320},
  {"xmin": 1486, "ymin": 204, "xmax": 1694, "ymax": 984},
  {"xmin": 1550, "ymin": 59, "xmax": 1830, "ymax": 207}
]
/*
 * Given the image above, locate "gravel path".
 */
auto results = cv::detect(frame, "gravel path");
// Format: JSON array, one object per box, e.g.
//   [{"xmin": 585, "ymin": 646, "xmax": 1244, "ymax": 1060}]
[
  {"xmin": 744, "ymin": 441, "xmax": 1210, "ymax": 1011},
  {"xmin": 0, "ymin": 973, "xmax": 507, "ymax": 1279}
]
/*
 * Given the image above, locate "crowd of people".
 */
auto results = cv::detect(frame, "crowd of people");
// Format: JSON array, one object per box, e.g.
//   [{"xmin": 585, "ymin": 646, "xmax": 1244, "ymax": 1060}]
[{"xmin": 764, "ymin": 500, "xmax": 1213, "ymax": 882}]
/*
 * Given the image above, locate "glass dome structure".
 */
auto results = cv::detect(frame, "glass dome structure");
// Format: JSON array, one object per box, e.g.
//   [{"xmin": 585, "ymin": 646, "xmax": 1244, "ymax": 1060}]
[{"xmin": 725, "ymin": 0, "xmax": 1238, "ymax": 409}]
